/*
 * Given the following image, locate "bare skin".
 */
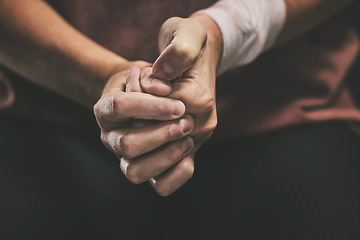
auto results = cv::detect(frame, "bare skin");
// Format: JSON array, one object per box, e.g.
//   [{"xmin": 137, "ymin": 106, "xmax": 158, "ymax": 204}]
[
  {"xmin": 123, "ymin": 67, "xmax": 196, "ymax": 195},
  {"xmin": 0, "ymin": 0, "xmax": 354, "ymax": 196}
]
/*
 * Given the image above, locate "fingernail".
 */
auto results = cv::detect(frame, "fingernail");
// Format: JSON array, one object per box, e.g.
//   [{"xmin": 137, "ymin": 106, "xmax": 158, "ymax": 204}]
[
  {"xmin": 163, "ymin": 63, "xmax": 174, "ymax": 75},
  {"xmin": 181, "ymin": 137, "xmax": 193, "ymax": 152},
  {"xmin": 180, "ymin": 118, "xmax": 192, "ymax": 133},
  {"xmin": 173, "ymin": 101, "xmax": 184, "ymax": 117}
]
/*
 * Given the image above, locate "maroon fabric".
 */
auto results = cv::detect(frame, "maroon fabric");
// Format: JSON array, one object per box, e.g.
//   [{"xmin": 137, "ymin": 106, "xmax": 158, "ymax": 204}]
[
  {"xmin": 1, "ymin": 1, "xmax": 360, "ymax": 140},
  {"xmin": 46, "ymin": 0, "xmax": 217, "ymax": 63},
  {"xmin": 214, "ymin": 19, "xmax": 360, "ymax": 138}
]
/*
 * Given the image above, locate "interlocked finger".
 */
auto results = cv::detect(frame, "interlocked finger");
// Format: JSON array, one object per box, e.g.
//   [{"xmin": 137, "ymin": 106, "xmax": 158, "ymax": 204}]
[
  {"xmin": 140, "ymin": 67, "xmax": 173, "ymax": 96},
  {"xmin": 149, "ymin": 155, "xmax": 195, "ymax": 196},
  {"xmin": 94, "ymin": 92, "xmax": 185, "ymax": 125},
  {"xmin": 101, "ymin": 115, "xmax": 194, "ymax": 159},
  {"xmin": 120, "ymin": 137, "xmax": 194, "ymax": 184}
]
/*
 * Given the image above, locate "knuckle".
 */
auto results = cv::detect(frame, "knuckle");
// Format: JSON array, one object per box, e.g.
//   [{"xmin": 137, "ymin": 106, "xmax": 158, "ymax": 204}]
[
  {"xmin": 102, "ymin": 131, "xmax": 124, "ymax": 156},
  {"xmin": 153, "ymin": 102, "xmax": 173, "ymax": 118},
  {"xmin": 112, "ymin": 94, "xmax": 127, "ymax": 113},
  {"xmin": 100, "ymin": 132, "xmax": 113, "ymax": 152},
  {"xmin": 181, "ymin": 89, "xmax": 215, "ymax": 115},
  {"xmin": 93, "ymin": 101, "xmax": 100, "ymax": 117},
  {"xmin": 165, "ymin": 122, "xmax": 184, "ymax": 140},
  {"xmin": 161, "ymin": 17, "xmax": 182, "ymax": 34},
  {"xmin": 164, "ymin": 17, "xmax": 182, "ymax": 26},
  {"xmin": 119, "ymin": 133, "xmax": 137, "ymax": 159},
  {"xmin": 100, "ymin": 132, "xmax": 108, "ymax": 145},
  {"xmin": 126, "ymin": 164, "xmax": 145, "ymax": 184},
  {"xmin": 173, "ymin": 42, "xmax": 197, "ymax": 65},
  {"xmin": 94, "ymin": 96, "xmax": 115, "ymax": 121}
]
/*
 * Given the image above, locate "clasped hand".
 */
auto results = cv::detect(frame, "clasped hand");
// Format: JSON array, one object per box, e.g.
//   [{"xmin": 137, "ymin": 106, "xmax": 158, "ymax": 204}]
[{"xmin": 94, "ymin": 16, "xmax": 221, "ymax": 196}]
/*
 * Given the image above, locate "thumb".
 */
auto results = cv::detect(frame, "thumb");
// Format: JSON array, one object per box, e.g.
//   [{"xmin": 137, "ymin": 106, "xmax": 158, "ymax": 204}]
[{"xmin": 153, "ymin": 17, "xmax": 207, "ymax": 80}]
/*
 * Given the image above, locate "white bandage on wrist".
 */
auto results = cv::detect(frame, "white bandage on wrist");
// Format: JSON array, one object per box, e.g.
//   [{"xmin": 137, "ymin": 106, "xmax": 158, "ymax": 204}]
[{"xmin": 196, "ymin": 0, "xmax": 286, "ymax": 75}]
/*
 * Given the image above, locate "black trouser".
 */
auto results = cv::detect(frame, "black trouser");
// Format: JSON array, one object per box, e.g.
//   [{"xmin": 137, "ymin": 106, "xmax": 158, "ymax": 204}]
[{"xmin": 1, "ymin": 118, "xmax": 359, "ymax": 240}]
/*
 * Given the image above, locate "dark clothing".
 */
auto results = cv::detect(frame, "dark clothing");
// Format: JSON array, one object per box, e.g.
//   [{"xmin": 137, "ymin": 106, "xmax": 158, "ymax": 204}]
[{"xmin": 1, "ymin": 118, "xmax": 360, "ymax": 240}]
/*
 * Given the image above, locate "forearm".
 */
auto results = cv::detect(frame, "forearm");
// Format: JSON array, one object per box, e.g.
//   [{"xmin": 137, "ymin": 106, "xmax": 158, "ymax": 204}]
[{"xmin": 0, "ymin": 0, "xmax": 130, "ymax": 108}]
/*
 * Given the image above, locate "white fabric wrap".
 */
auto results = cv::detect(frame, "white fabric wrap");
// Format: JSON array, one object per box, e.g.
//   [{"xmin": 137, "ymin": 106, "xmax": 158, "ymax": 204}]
[{"xmin": 196, "ymin": 0, "xmax": 286, "ymax": 75}]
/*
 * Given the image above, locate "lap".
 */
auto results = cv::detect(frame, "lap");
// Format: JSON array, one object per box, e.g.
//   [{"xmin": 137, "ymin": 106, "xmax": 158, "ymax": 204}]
[
  {"xmin": 194, "ymin": 122, "xmax": 360, "ymax": 239},
  {"xmin": 0, "ymin": 118, "xmax": 159, "ymax": 239},
  {"xmin": 1, "ymin": 118, "xmax": 359, "ymax": 239}
]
